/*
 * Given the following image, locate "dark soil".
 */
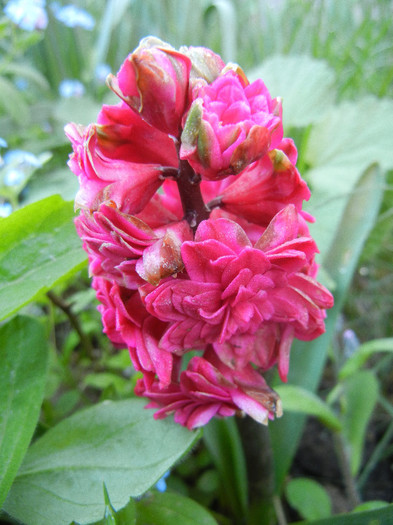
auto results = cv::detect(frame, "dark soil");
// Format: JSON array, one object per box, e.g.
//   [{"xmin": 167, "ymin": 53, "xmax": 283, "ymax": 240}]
[{"xmin": 291, "ymin": 415, "xmax": 393, "ymax": 515}]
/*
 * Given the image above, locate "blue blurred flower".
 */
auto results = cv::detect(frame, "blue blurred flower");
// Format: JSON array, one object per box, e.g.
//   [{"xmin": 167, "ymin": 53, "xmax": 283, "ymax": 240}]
[
  {"xmin": 3, "ymin": 168, "xmax": 25, "ymax": 187},
  {"xmin": 52, "ymin": 3, "xmax": 95, "ymax": 30},
  {"xmin": 59, "ymin": 79, "xmax": 85, "ymax": 98},
  {"xmin": 15, "ymin": 77, "xmax": 29, "ymax": 91},
  {"xmin": 343, "ymin": 328, "xmax": 360, "ymax": 359},
  {"xmin": 95, "ymin": 63, "xmax": 111, "ymax": 84},
  {"xmin": 4, "ymin": 0, "xmax": 48, "ymax": 31},
  {"xmin": 3, "ymin": 150, "xmax": 42, "ymax": 168},
  {"xmin": 155, "ymin": 471, "xmax": 170, "ymax": 493},
  {"xmin": 0, "ymin": 138, "xmax": 7, "ymax": 149},
  {"xmin": 0, "ymin": 202, "xmax": 13, "ymax": 218}
]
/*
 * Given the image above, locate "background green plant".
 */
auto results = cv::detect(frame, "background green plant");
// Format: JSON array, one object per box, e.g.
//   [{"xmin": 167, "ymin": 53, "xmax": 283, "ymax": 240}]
[{"xmin": 1, "ymin": 1, "xmax": 393, "ymax": 524}]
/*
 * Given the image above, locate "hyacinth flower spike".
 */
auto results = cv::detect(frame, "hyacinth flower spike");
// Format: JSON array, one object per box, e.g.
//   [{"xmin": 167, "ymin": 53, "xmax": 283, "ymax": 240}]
[{"xmin": 66, "ymin": 37, "xmax": 333, "ymax": 429}]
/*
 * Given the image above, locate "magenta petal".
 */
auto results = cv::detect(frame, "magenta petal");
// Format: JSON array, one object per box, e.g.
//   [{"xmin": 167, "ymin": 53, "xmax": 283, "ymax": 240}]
[
  {"xmin": 185, "ymin": 404, "xmax": 222, "ymax": 429},
  {"xmin": 230, "ymin": 390, "xmax": 270, "ymax": 424},
  {"xmin": 277, "ymin": 324, "xmax": 294, "ymax": 382},
  {"xmin": 255, "ymin": 205, "xmax": 299, "ymax": 252},
  {"xmin": 181, "ymin": 239, "xmax": 234, "ymax": 282},
  {"xmin": 195, "ymin": 218, "xmax": 251, "ymax": 252}
]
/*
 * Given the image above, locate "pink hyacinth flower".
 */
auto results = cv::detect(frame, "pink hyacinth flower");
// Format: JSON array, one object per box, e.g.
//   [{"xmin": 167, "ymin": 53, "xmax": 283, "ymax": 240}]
[
  {"xmin": 93, "ymin": 277, "xmax": 174, "ymax": 388},
  {"xmin": 218, "ymin": 140, "xmax": 312, "ymax": 227},
  {"xmin": 180, "ymin": 70, "xmax": 283, "ymax": 180},
  {"xmin": 142, "ymin": 206, "xmax": 333, "ymax": 377},
  {"xmin": 66, "ymin": 36, "xmax": 335, "ymax": 429},
  {"xmin": 65, "ymin": 101, "xmax": 177, "ymax": 214},
  {"xmin": 76, "ymin": 202, "xmax": 193, "ymax": 289},
  {"xmin": 137, "ymin": 347, "xmax": 282, "ymax": 429}
]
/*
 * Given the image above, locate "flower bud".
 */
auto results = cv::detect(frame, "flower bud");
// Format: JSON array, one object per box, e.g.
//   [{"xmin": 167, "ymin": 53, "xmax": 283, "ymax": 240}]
[
  {"xmin": 180, "ymin": 45, "xmax": 225, "ymax": 85},
  {"xmin": 107, "ymin": 37, "xmax": 192, "ymax": 137}
]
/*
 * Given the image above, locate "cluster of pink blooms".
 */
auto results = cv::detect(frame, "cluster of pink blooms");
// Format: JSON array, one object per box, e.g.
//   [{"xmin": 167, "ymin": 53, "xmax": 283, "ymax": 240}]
[{"xmin": 66, "ymin": 37, "xmax": 334, "ymax": 429}]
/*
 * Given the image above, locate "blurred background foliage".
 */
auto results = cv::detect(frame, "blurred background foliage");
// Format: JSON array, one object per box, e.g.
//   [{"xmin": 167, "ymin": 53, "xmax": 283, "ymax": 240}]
[{"xmin": 1, "ymin": 1, "xmax": 393, "ymax": 524}]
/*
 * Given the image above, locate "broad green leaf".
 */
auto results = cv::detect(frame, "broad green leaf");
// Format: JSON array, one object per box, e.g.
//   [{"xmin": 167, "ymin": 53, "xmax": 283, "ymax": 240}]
[
  {"xmin": 203, "ymin": 418, "xmax": 248, "ymax": 523},
  {"xmin": 342, "ymin": 370, "xmax": 379, "ymax": 476},
  {"xmin": 339, "ymin": 338, "xmax": 393, "ymax": 380},
  {"xmin": 305, "ymin": 97, "xmax": 393, "ymax": 172},
  {"xmin": 275, "ymin": 385, "xmax": 341, "ymax": 431},
  {"xmin": 285, "ymin": 478, "xmax": 331, "ymax": 521},
  {"xmin": 296, "ymin": 502, "xmax": 393, "ymax": 525},
  {"xmin": 249, "ymin": 55, "xmax": 336, "ymax": 129},
  {"xmin": 0, "ymin": 316, "xmax": 49, "ymax": 507},
  {"xmin": 270, "ymin": 164, "xmax": 384, "ymax": 489},
  {"xmin": 3, "ymin": 399, "xmax": 201, "ymax": 525},
  {"xmin": 21, "ymin": 168, "xmax": 80, "ymax": 206},
  {"xmin": 305, "ymin": 96, "xmax": 393, "ymax": 255},
  {"xmin": 0, "ymin": 195, "xmax": 87, "ymax": 321},
  {"xmin": 135, "ymin": 491, "xmax": 218, "ymax": 525},
  {"xmin": 322, "ymin": 165, "xmax": 383, "ymax": 302}
]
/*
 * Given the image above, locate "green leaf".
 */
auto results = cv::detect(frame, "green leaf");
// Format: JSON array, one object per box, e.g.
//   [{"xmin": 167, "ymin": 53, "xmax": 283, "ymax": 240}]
[
  {"xmin": 90, "ymin": 492, "xmax": 137, "ymax": 525},
  {"xmin": 342, "ymin": 370, "xmax": 379, "ymax": 476},
  {"xmin": 305, "ymin": 96, "xmax": 393, "ymax": 255},
  {"xmin": 305, "ymin": 97, "xmax": 393, "ymax": 172},
  {"xmin": 111, "ymin": 497, "xmax": 136, "ymax": 525},
  {"xmin": 0, "ymin": 75, "xmax": 30, "ymax": 126},
  {"xmin": 296, "ymin": 502, "xmax": 393, "ymax": 524},
  {"xmin": 54, "ymin": 96, "xmax": 101, "ymax": 126},
  {"xmin": 353, "ymin": 501, "xmax": 389, "ymax": 513},
  {"xmin": 102, "ymin": 483, "xmax": 118, "ymax": 525},
  {"xmin": 21, "ymin": 168, "xmax": 80, "ymax": 206},
  {"xmin": 0, "ymin": 316, "xmax": 49, "ymax": 508},
  {"xmin": 339, "ymin": 338, "xmax": 393, "ymax": 380},
  {"xmin": 135, "ymin": 491, "xmax": 218, "ymax": 525},
  {"xmin": 0, "ymin": 195, "xmax": 87, "ymax": 321},
  {"xmin": 285, "ymin": 477, "xmax": 332, "ymax": 521},
  {"xmin": 203, "ymin": 418, "xmax": 248, "ymax": 523},
  {"xmin": 275, "ymin": 385, "xmax": 342, "ymax": 431},
  {"xmin": 322, "ymin": 165, "xmax": 384, "ymax": 302},
  {"xmin": 249, "ymin": 55, "xmax": 336, "ymax": 129},
  {"xmin": 92, "ymin": 0, "xmax": 134, "ymax": 72},
  {"xmin": 83, "ymin": 372, "xmax": 131, "ymax": 393},
  {"xmin": 270, "ymin": 164, "xmax": 384, "ymax": 490},
  {"xmin": 3, "ymin": 399, "xmax": 201, "ymax": 525},
  {"xmin": 3, "ymin": 62, "xmax": 50, "ymax": 91},
  {"xmin": 204, "ymin": 0, "xmax": 237, "ymax": 63}
]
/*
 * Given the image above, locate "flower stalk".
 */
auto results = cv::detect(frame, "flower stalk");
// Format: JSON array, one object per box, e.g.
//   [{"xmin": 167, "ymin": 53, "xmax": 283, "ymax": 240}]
[{"xmin": 176, "ymin": 158, "xmax": 210, "ymax": 230}]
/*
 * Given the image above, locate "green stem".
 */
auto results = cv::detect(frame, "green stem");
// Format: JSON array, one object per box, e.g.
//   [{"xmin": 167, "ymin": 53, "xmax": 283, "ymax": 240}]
[
  {"xmin": 236, "ymin": 416, "xmax": 277, "ymax": 525},
  {"xmin": 357, "ymin": 418, "xmax": 393, "ymax": 490},
  {"xmin": 273, "ymin": 495, "xmax": 288, "ymax": 525},
  {"xmin": 47, "ymin": 290, "xmax": 93, "ymax": 357},
  {"xmin": 333, "ymin": 431, "xmax": 362, "ymax": 508}
]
